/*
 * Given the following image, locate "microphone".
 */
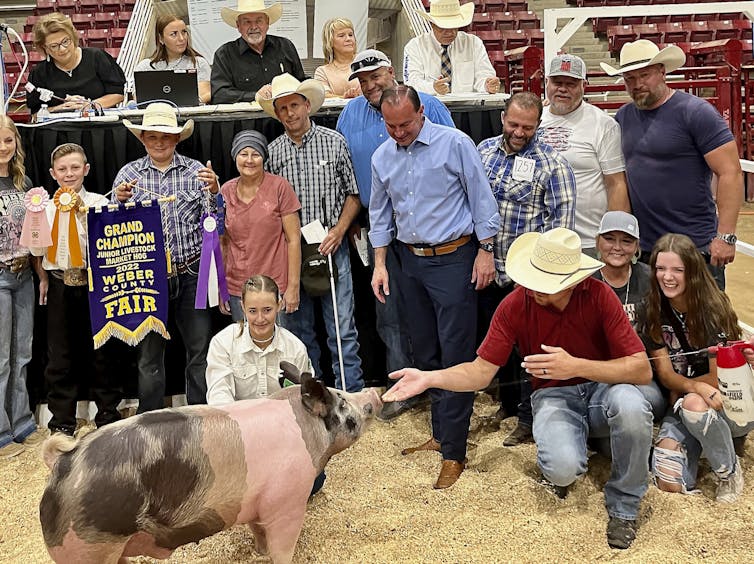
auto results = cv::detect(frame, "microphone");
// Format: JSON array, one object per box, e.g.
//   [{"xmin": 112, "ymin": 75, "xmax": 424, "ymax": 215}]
[{"xmin": 25, "ymin": 82, "xmax": 66, "ymax": 103}]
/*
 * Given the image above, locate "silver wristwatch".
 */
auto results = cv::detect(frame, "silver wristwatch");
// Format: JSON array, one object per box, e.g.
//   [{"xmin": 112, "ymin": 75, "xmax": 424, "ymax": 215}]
[{"xmin": 716, "ymin": 233, "xmax": 738, "ymax": 245}]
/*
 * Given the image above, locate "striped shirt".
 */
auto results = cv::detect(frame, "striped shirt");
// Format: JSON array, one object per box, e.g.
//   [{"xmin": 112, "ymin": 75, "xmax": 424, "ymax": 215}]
[
  {"xmin": 112, "ymin": 153, "xmax": 216, "ymax": 265},
  {"xmin": 477, "ymin": 134, "xmax": 576, "ymax": 284},
  {"xmin": 266, "ymin": 122, "xmax": 359, "ymax": 229}
]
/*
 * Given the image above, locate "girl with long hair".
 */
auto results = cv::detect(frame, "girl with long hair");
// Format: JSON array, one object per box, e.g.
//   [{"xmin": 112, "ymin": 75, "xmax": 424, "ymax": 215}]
[{"xmin": 639, "ymin": 233, "xmax": 749, "ymax": 502}]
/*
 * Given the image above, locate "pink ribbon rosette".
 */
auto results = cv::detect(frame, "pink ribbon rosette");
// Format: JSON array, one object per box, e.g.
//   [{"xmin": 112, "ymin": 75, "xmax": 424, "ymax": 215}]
[{"xmin": 19, "ymin": 187, "xmax": 53, "ymax": 248}]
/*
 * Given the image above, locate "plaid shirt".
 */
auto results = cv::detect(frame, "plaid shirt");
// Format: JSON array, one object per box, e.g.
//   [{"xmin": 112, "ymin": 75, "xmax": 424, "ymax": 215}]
[
  {"xmin": 266, "ymin": 123, "xmax": 359, "ymax": 229},
  {"xmin": 112, "ymin": 153, "xmax": 216, "ymax": 265},
  {"xmin": 477, "ymin": 134, "xmax": 576, "ymax": 284}
]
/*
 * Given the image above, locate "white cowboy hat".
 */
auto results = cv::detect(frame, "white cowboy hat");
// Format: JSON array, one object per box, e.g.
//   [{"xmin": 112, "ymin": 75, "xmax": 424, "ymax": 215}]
[
  {"xmin": 506, "ymin": 228, "xmax": 603, "ymax": 294},
  {"xmin": 600, "ymin": 39, "xmax": 686, "ymax": 76},
  {"xmin": 256, "ymin": 73, "xmax": 325, "ymax": 120},
  {"xmin": 415, "ymin": 0, "xmax": 474, "ymax": 30},
  {"xmin": 123, "ymin": 102, "xmax": 194, "ymax": 141},
  {"xmin": 220, "ymin": 0, "xmax": 282, "ymax": 28}
]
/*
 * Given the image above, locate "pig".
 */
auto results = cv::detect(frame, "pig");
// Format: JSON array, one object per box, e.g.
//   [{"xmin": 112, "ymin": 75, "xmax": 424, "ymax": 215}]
[{"xmin": 39, "ymin": 366, "xmax": 382, "ymax": 564}]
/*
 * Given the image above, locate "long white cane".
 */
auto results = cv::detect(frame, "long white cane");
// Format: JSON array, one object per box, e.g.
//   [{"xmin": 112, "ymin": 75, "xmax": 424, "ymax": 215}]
[{"xmin": 327, "ymin": 251, "xmax": 346, "ymax": 391}]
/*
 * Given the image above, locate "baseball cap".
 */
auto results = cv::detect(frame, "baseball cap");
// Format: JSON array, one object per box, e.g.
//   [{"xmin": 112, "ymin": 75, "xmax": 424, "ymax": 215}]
[
  {"xmin": 349, "ymin": 49, "xmax": 392, "ymax": 81},
  {"xmin": 598, "ymin": 211, "xmax": 640, "ymax": 239},
  {"xmin": 547, "ymin": 54, "xmax": 587, "ymax": 80}
]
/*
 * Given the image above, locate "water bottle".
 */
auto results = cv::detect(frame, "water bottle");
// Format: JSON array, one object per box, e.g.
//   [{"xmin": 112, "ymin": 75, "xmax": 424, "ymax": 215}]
[
  {"xmin": 37, "ymin": 104, "xmax": 50, "ymax": 122},
  {"xmin": 710, "ymin": 341, "xmax": 754, "ymax": 426}
]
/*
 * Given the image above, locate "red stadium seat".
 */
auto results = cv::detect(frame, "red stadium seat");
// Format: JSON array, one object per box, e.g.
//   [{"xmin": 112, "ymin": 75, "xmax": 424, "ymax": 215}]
[
  {"xmin": 85, "ymin": 29, "xmax": 110, "ymax": 49},
  {"xmin": 501, "ymin": 29, "xmax": 528, "ymax": 50},
  {"xmin": 94, "ymin": 12, "xmax": 117, "ymax": 29},
  {"xmin": 593, "ymin": 17, "xmax": 620, "ymax": 35},
  {"xmin": 72, "ymin": 13, "xmax": 95, "ymax": 29},
  {"xmin": 2, "ymin": 52, "xmax": 21, "ymax": 74},
  {"xmin": 24, "ymin": 15, "xmax": 42, "ymax": 34},
  {"xmin": 105, "ymin": 47, "xmax": 121, "ymax": 59},
  {"xmin": 471, "ymin": 13, "xmax": 494, "ymax": 31},
  {"xmin": 505, "ymin": 0, "xmax": 527, "ymax": 12},
  {"xmin": 608, "ymin": 25, "xmax": 637, "ymax": 54},
  {"xmin": 619, "ymin": 15, "xmax": 644, "ymax": 27},
  {"xmin": 57, "ymin": 0, "xmax": 80, "ymax": 15},
  {"xmin": 645, "ymin": 15, "xmax": 668, "ymax": 25},
  {"xmin": 514, "ymin": 11, "xmax": 539, "ymax": 30},
  {"xmin": 101, "ymin": 0, "xmax": 122, "ymax": 11},
  {"xmin": 484, "ymin": 0, "xmax": 507, "ymax": 13},
  {"xmin": 118, "ymin": 12, "xmax": 133, "ymax": 28},
  {"xmin": 19, "ymin": 32, "xmax": 36, "ymax": 51},
  {"xmin": 661, "ymin": 22, "xmax": 689, "ymax": 44},
  {"xmin": 492, "ymin": 11, "xmax": 516, "ymax": 31},
  {"xmin": 79, "ymin": 0, "xmax": 101, "ymax": 14},
  {"xmin": 476, "ymin": 30, "xmax": 504, "ymax": 51},
  {"xmin": 526, "ymin": 28, "xmax": 544, "ymax": 48},
  {"xmin": 34, "ymin": 0, "xmax": 55, "ymax": 16},
  {"xmin": 578, "ymin": 0, "xmax": 606, "ymax": 7},
  {"xmin": 634, "ymin": 24, "xmax": 663, "ymax": 44},
  {"xmin": 111, "ymin": 28, "xmax": 127, "ymax": 48},
  {"xmin": 685, "ymin": 21, "xmax": 714, "ymax": 43}
]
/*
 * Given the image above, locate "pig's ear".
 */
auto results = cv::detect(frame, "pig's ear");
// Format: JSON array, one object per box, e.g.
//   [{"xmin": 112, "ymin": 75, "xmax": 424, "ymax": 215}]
[
  {"xmin": 300, "ymin": 372, "xmax": 333, "ymax": 418},
  {"xmin": 280, "ymin": 361, "xmax": 302, "ymax": 385}
]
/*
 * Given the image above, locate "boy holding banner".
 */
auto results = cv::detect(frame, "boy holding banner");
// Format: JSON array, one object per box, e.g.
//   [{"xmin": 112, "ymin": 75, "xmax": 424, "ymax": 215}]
[
  {"xmin": 113, "ymin": 102, "xmax": 220, "ymax": 411},
  {"xmin": 30, "ymin": 143, "xmax": 123, "ymax": 436}
]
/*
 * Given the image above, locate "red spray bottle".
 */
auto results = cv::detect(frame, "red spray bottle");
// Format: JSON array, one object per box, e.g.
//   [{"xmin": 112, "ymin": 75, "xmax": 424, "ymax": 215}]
[{"xmin": 709, "ymin": 340, "xmax": 754, "ymax": 426}]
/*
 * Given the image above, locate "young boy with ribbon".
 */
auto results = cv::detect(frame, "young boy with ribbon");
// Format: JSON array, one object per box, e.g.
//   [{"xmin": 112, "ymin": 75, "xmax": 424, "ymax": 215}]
[{"xmin": 30, "ymin": 143, "xmax": 123, "ymax": 436}]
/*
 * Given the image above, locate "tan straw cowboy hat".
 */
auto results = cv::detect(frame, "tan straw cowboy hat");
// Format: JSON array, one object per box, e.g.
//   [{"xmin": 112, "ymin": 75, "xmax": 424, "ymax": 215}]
[
  {"xmin": 221, "ymin": 0, "xmax": 282, "ymax": 28},
  {"xmin": 415, "ymin": 0, "xmax": 474, "ymax": 30},
  {"xmin": 123, "ymin": 102, "xmax": 194, "ymax": 141},
  {"xmin": 506, "ymin": 228, "xmax": 603, "ymax": 294},
  {"xmin": 256, "ymin": 73, "xmax": 325, "ymax": 119},
  {"xmin": 600, "ymin": 39, "xmax": 686, "ymax": 76}
]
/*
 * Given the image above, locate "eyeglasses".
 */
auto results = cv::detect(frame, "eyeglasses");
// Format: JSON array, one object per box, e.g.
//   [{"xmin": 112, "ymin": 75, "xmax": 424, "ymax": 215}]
[
  {"xmin": 45, "ymin": 37, "xmax": 72, "ymax": 52},
  {"xmin": 350, "ymin": 56, "xmax": 388, "ymax": 73}
]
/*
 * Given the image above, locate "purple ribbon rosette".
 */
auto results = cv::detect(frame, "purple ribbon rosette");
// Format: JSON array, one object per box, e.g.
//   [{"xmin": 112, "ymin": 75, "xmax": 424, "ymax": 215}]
[{"xmin": 195, "ymin": 212, "xmax": 230, "ymax": 309}]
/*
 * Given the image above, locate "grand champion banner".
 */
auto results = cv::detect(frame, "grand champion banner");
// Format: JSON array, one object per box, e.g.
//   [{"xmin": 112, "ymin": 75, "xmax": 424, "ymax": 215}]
[{"xmin": 87, "ymin": 200, "xmax": 170, "ymax": 349}]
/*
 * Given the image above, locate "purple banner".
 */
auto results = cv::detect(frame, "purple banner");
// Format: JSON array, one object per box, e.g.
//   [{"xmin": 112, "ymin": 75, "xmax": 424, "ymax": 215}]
[{"xmin": 87, "ymin": 201, "xmax": 170, "ymax": 349}]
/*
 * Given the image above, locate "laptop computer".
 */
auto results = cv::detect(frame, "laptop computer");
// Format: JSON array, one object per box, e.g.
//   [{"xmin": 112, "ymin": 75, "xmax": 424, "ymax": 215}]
[{"xmin": 133, "ymin": 69, "xmax": 199, "ymax": 107}]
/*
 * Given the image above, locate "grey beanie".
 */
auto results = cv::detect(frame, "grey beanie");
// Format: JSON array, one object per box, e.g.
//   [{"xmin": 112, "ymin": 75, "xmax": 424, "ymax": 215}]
[{"xmin": 231, "ymin": 130, "xmax": 268, "ymax": 162}]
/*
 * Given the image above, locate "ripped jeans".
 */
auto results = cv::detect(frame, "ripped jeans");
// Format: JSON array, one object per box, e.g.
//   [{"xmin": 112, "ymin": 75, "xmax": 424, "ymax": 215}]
[{"xmin": 652, "ymin": 399, "xmax": 754, "ymax": 491}]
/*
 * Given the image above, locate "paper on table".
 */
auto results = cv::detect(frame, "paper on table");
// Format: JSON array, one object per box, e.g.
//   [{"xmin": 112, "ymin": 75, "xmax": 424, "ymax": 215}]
[
  {"xmin": 301, "ymin": 220, "xmax": 328, "ymax": 245},
  {"xmin": 354, "ymin": 227, "xmax": 369, "ymax": 267}
]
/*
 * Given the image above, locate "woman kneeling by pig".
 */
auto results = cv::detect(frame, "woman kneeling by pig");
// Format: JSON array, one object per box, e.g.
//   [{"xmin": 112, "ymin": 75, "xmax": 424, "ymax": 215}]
[{"xmin": 205, "ymin": 274, "xmax": 325, "ymax": 493}]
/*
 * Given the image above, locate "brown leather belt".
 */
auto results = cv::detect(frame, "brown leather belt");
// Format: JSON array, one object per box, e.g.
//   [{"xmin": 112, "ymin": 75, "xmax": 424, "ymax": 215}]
[
  {"xmin": 174, "ymin": 255, "xmax": 201, "ymax": 275},
  {"xmin": 405, "ymin": 235, "xmax": 471, "ymax": 257}
]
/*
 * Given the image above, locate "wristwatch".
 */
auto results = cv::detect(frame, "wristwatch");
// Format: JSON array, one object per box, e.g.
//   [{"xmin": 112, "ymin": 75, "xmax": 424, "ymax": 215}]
[
  {"xmin": 716, "ymin": 233, "xmax": 738, "ymax": 245},
  {"xmin": 479, "ymin": 241, "xmax": 494, "ymax": 253}
]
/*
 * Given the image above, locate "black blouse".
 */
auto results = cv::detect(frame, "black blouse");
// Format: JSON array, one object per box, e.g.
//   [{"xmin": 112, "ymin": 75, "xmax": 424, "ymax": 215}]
[{"xmin": 27, "ymin": 47, "xmax": 126, "ymax": 114}]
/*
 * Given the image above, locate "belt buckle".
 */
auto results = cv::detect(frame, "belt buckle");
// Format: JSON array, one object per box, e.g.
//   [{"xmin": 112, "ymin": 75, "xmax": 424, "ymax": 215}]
[
  {"xmin": 9, "ymin": 256, "xmax": 29, "ymax": 273},
  {"xmin": 63, "ymin": 268, "xmax": 88, "ymax": 287}
]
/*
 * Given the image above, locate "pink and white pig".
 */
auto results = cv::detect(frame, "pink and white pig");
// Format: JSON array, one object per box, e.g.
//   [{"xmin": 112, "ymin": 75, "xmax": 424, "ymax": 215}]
[{"xmin": 39, "ymin": 365, "xmax": 382, "ymax": 564}]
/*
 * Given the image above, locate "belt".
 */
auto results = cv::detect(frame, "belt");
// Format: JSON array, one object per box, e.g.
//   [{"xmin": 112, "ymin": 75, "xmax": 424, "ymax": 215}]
[
  {"xmin": 0, "ymin": 256, "xmax": 30, "ymax": 273},
  {"xmin": 174, "ymin": 255, "xmax": 201, "ymax": 275},
  {"xmin": 405, "ymin": 235, "xmax": 471, "ymax": 257}
]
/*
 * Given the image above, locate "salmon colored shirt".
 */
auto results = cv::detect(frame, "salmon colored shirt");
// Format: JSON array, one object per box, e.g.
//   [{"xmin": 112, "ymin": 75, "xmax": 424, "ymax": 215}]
[{"xmin": 221, "ymin": 173, "xmax": 301, "ymax": 296}]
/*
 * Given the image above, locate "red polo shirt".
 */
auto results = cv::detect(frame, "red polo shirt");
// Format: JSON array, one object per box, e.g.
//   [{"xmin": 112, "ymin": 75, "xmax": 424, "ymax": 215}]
[{"xmin": 478, "ymin": 277, "xmax": 644, "ymax": 390}]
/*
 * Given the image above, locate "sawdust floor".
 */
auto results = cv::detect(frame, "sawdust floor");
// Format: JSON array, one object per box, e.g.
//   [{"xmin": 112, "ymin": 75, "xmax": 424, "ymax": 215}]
[
  {"xmin": 4, "ymin": 206, "xmax": 754, "ymax": 563},
  {"xmin": 3, "ymin": 393, "xmax": 754, "ymax": 564}
]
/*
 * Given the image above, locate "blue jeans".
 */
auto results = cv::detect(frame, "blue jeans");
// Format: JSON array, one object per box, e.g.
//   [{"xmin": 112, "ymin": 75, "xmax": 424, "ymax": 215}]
[
  {"xmin": 0, "ymin": 267, "xmax": 36, "ymax": 446},
  {"xmin": 370, "ymin": 241, "xmax": 412, "ymax": 374},
  {"xmin": 653, "ymin": 402, "xmax": 754, "ymax": 490},
  {"xmin": 136, "ymin": 270, "xmax": 212, "ymax": 412},
  {"xmin": 278, "ymin": 243, "xmax": 363, "ymax": 392},
  {"xmin": 532, "ymin": 382, "xmax": 654, "ymax": 520}
]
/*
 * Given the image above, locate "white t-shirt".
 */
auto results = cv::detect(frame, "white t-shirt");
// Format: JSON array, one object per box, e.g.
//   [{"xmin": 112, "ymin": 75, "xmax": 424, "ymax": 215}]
[
  {"xmin": 538, "ymin": 102, "xmax": 625, "ymax": 248},
  {"xmin": 134, "ymin": 54, "xmax": 211, "ymax": 82},
  {"xmin": 205, "ymin": 323, "xmax": 313, "ymax": 406},
  {"xmin": 403, "ymin": 31, "xmax": 496, "ymax": 94}
]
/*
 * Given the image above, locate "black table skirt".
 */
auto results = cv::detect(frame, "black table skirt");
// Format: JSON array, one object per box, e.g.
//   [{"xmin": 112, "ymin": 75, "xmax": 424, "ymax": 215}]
[{"xmin": 20, "ymin": 107, "xmax": 503, "ymax": 408}]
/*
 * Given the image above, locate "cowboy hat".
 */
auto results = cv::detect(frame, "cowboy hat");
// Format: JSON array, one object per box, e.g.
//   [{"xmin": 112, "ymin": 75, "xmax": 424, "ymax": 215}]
[
  {"xmin": 220, "ymin": 0, "xmax": 282, "ymax": 28},
  {"xmin": 123, "ymin": 102, "xmax": 194, "ymax": 141},
  {"xmin": 415, "ymin": 0, "xmax": 474, "ymax": 30},
  {"xmin": 506, "ymin": 228, "xmax": 603, "ymax": 294},
  {"xmin": 256, "ymin": 73, "xmax": 325, "ymax": 119},
  {"xmin": 600, "ymin": 39, "xmax": 685, "ymax": 76}
]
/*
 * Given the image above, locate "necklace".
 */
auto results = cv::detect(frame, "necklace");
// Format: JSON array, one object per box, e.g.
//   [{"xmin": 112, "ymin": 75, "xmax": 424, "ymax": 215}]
[
  {"xmin": 671, "ymin": 306, "xmax": 687, "ymax": 326},
  {"xmin": 601, "ymin": 265, "xmax": 631, "ymax": 306},
  {"xmin": 331, "ymin": 60, "xmax": 351, "ymax": 71},
  {"xmin": 56, "ymin": 48, "xmax": 81, "ymax": 77},
  {"xmin": 251, "ymin": 328, "xmax": 275, "ymax": 345}
]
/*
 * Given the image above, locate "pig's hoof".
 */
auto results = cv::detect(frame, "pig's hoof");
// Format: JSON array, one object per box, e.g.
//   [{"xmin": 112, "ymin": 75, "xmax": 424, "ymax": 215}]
[
  {"xmin": 433, "ymin": 458, "xmax": 466, "ymax": 489},
  {"xmin": 401, "ymin": 437, "xmax": 440, "ymax": 455}
]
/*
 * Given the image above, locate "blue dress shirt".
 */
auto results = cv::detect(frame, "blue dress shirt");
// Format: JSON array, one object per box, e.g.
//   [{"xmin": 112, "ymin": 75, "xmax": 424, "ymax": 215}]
[
  {"xmin": 369, "ymin": 118, "xmax": 500, "ymax": 248},
  {"xmin": 336, "ymin": 93, "xmax": 454, "ymax": 207}
]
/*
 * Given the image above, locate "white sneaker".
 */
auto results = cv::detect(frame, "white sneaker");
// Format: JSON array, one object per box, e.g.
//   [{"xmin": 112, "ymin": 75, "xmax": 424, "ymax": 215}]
[
  {"xmin": 716, "ymin": 456, "xmax": 744, "ymax": 503},
  {"xmin": 0, "ymin": 442, "xmax": 25, "ymax": 458},
  {"xmin": 23, "ymin": 428, "xmax": 49, "ymax": 447}
]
